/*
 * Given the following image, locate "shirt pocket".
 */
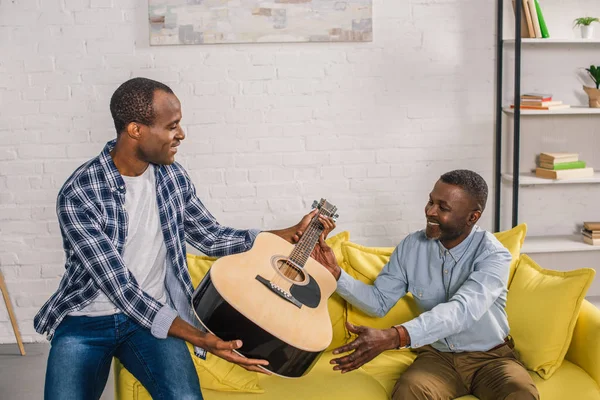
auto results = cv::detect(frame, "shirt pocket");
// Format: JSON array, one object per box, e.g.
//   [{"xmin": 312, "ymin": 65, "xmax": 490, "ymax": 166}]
[{"xmin": 409, "ymin": 284, "xmax": 445, "ymax": 311}]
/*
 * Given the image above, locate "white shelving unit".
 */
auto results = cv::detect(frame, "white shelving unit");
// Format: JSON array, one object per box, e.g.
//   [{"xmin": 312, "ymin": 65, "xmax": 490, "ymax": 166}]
[
  {"xmin": 504, "ymin": 38, "xmax": 600, "ymax": 44},
  {"xmin": 497, "ymin": 29, "xmax": 600, "ymax": 255},
  {"xmin": 503, "ymin": 106, "xmax": 600, "ymax": 115},
  {"xmin": 522, "ymin": 235, "xmax": 600, "ymax": 254},
  {"xmin": 501, "ymin": 172, "xmax": 600, "ymax": 185}
]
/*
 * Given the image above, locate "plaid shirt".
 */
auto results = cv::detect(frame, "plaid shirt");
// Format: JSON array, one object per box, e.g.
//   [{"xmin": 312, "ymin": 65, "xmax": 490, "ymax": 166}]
[{"xmin": 34, "ymin": 140, "xmax": 257, "ymax": 339}]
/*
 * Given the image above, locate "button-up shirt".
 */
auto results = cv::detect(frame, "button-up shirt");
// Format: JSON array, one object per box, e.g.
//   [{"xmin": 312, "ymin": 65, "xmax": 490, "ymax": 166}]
[
  {"xmin": 337, "ymin": 226, "xmax": 512, "ymax": 352},
  {"xmin": 34, "ymin": 140, "xmax": 258, "ymax": 341}
]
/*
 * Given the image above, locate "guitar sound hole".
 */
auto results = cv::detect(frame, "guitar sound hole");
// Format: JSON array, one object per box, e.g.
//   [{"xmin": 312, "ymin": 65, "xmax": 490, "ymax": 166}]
[{"xmin": 276, "ymin": 260, "xmax": 306, "ymax": 283}]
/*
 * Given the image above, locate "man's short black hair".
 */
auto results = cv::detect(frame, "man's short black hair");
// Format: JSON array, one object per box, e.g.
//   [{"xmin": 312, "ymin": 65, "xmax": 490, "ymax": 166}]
[
  {"xmin": 109, "ymin": 77, "xmax": 174, "ymax": 134},
  {"xmin": 440, "ymin": 170, "xmax": 488, "ymax": 212}
]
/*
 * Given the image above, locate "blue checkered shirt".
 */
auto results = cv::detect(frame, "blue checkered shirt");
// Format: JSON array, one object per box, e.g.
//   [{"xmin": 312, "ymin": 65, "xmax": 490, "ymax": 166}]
[{"xmin": 34, "ymin": 140, "xmax": 258, "ymax": 341}]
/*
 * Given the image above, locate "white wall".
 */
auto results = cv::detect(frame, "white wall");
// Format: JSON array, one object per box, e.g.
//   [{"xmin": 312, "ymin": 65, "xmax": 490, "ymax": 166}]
[{"xmin": 0, "ymin": 0, "xmax": 592, "ymax": 343}]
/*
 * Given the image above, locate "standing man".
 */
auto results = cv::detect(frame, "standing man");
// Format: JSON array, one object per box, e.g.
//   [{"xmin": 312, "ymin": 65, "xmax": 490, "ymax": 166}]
[
  {"xmin": 34, "ymin": 77, "xmax": 334, "ymax": 400},
  {"xmin": 312, "ymin": 170, "xmax": 539, "ymax": 400}
]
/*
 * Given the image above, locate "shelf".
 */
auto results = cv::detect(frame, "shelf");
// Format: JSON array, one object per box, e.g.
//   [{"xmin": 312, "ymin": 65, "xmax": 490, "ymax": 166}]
[
  {"xmin": 503, "ymin": 106, "xmax": 600, "ymax": 115},
  {"xmin": 522, "ymin": 235, "xmax": 600, "ymax": 254},
  {"xmin": 502, "ymin": 172, "xmax": 600, "ymax": 185},
  {"xmin": 504, "ymin": 38, "xmax": 600, "ymax": 44}
]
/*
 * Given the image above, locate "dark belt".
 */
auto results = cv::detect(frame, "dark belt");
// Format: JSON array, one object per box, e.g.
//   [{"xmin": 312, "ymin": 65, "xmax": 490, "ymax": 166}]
[{"xmin": 488, "ymin": 335, "xmax": 514, "ymax": 352}]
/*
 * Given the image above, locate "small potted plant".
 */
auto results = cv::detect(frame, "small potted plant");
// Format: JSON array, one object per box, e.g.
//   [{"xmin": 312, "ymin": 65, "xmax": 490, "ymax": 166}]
[
  {"xmin": 574, "ymin": 17, "xmax": 599, "ymax": 39},
  {"xmin": 583, "ymin": 65, "xmax": 600, "ymax": 108}
]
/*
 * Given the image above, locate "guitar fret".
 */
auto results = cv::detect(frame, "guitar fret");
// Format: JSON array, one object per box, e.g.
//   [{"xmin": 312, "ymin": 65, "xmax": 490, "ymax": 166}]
[{"xmin": 289, "ymin": 217, "xmax": 324, "ymax": 267}]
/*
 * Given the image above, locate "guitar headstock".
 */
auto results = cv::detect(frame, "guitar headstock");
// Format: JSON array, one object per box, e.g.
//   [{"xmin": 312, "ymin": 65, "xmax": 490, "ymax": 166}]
[{"xmin": 311, "ymin": 199, "xmax": 339, "ymax": 222}]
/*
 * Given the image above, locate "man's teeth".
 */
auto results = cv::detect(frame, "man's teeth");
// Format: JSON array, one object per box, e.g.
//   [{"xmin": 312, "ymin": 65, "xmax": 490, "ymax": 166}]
[{"xmin": 428, "ymin": 222, "xmax": 440, "ymax": 226}]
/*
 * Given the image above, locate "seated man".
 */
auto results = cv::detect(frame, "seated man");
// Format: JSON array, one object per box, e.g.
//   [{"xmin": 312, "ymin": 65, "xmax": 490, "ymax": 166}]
[
  {"xmin": 312, "ymin": 170, "xmax": 539, "ymax": 400},
  {"xmin": 34, "ymin": 77, "xmax": 334, "ymax": 400}
]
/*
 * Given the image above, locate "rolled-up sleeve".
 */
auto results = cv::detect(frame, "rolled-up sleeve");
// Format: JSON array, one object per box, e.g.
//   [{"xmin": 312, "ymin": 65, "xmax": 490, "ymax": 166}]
[{"xmin": 336, "ymin": 242, "xmax": 409, "ymax": 318}]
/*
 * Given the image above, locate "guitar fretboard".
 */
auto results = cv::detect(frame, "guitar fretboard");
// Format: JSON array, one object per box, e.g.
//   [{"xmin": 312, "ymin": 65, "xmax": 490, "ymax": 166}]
[{"xmin": 288, "ymin": 213, "xmax": 325, "ymax": 268}]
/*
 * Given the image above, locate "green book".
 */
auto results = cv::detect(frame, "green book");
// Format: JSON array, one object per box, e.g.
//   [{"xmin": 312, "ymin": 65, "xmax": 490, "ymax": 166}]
[
  {"xmin": 539, "ymin": 161, "xmax": 587, "ymax": 170},
  {"xmin": 535, "ymin": 0, "xmax": 550, "ymax": 38}
]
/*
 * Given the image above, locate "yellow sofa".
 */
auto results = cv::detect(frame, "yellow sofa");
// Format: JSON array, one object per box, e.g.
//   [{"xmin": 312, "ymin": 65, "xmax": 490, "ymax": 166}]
[{"xmin": 115, "ymin": 229, "xmax": 600, "ymax": 400}]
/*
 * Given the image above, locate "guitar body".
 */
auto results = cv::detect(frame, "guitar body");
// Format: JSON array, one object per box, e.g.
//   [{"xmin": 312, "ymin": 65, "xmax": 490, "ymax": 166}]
[{"xmin": 192, "ymin": 232, "xmax": 337, "ymax": 378}]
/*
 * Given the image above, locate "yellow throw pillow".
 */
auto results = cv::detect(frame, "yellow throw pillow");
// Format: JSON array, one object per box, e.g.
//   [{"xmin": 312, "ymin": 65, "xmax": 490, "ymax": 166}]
[
  {"xmin": 187, "ymin": 253, "xmax": 217, "ymax": 288},
  {"xmin": 493, "ymin": 223, "xmax": 527, "ymax": 287},
  {"xmin": 341, "ymin": 241, "xmax": 421, "ymax": 332},
  {"xmin": 506, "ymin": 254, "xmax": 595, "ymax": 379},
  {"xmin": 324, "ymin": 231, "xmax": 352, "ymax": 350}
]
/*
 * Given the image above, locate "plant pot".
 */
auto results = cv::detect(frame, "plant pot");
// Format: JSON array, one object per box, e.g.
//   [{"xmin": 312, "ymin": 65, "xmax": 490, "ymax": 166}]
[
  {"xmin": 581, "ymin": 25, "xmax": 594, "ymax": 39},
  {"xmin": 583, "ymin": 86, "xmax": 600, "ymax": 108}
]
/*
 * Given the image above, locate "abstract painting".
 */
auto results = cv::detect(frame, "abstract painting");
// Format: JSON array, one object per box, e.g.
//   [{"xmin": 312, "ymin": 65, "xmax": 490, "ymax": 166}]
[{"xmin": 148, "ymin": 0, "xmax": 372, "ymax": 45}]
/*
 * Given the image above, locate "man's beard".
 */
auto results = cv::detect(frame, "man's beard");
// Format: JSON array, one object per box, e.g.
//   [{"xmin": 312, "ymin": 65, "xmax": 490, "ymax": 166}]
[{"xmin": 425, "ymin": 221, "xmax": 465, "ymax": 242}]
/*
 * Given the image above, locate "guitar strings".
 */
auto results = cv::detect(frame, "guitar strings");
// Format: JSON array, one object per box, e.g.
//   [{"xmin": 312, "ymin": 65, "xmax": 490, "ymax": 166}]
[{"xmin": 273, "ymin": 203, "xmax": 332, "ymax": 286}]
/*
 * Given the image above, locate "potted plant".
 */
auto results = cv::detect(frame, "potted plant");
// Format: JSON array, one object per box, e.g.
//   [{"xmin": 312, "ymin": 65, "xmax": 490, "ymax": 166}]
[
  {"xmin": 573, "ymin": 17, "xmax": 599, "ymax": 39},
  {"xmin": 583, "ymin": 65, "xmax": 600, "ymax": 108}
]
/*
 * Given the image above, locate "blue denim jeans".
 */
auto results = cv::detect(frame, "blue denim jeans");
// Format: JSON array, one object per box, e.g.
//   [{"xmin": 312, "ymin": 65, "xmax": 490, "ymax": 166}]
[{"xmin": 44, "ymin": 313, "xmax": 203, "ymax": 400}]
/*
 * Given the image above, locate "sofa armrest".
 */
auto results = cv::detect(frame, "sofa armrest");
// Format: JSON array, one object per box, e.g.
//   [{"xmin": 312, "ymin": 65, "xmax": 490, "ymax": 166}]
[{"xmin": 565, "ymin": 299, "xmax": 600, "ymax": 386}]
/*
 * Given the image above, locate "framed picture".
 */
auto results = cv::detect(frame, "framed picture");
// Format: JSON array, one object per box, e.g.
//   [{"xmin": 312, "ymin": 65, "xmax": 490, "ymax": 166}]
[{"xmin": 149, "ymin": 0, "xmax": 373, "ymax": 45}]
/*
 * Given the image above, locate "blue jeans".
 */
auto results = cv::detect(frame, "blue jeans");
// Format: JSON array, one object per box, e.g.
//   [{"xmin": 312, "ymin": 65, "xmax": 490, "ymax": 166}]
[{"xmin": 44, "ymin": 313, "xmax": 203, "ymax": 400}]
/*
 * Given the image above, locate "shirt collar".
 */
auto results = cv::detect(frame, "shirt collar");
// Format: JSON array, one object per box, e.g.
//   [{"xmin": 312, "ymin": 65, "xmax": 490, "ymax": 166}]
[
  {"xmin": 437, "ymin": 226, "xmax": 479, "ymax": 262},
  {"xmin": 99, "ymin": 139, "xmax": 126, "ymax": 194}
]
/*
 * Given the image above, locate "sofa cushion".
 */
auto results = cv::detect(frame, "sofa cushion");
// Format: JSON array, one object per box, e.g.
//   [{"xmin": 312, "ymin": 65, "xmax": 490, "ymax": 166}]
[
  {"xmin": 201, "ymin": 351, "xmax": 390, "ymax": 400},
  {"xmin": 492, "ymin": 223, "xmax": 527, "ymax": 287},
  {"xmin": 341, "ymin": 241, "xmax": 421, "ymax": 331},
  {"xmin": 188, "ymin": 343, "xmax": 264, "ymax": 393},
  {"xmin": 187, "ymin": 253, "xmax": 217, "ymax": 288},
  {"xmin": 506, "ymin": 254, "xmax": 595, "ymax": 379},
  {"xmin": 530, "ymin": 359, "xmax": 600, "ymax": 400}
]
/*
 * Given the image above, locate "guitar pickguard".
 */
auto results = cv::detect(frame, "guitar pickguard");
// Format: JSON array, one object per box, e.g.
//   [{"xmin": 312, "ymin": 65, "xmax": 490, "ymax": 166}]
[{"xmin": 290, "ymin": 276, "xmax": 321, "ymax": 309}]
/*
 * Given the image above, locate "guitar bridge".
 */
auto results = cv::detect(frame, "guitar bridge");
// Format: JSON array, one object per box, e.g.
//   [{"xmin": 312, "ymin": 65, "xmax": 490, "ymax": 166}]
[{"xmin": 255, "ymin": 275, "xmax": 302, "ymax": 309}]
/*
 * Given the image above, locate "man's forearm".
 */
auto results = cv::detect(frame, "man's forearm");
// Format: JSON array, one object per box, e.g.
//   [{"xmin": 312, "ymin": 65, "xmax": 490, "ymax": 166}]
[
  {"xmin": 167, "ymin": 316, "xmax": 206, "ymax": 347},
  {"xmin": 267, "ymin": 227, "xmax": 297, "ymax": 244}
]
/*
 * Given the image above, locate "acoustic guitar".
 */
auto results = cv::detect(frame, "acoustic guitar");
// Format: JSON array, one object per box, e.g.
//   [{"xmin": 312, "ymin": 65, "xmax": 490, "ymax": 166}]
[{"xmin": 191, "ymin": 199, "xmax": 339, "ymax": 378}]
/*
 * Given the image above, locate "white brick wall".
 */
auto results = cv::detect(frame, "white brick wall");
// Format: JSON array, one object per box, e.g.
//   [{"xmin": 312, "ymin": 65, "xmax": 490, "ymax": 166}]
[{"xmin": 0, "ymin": 0, "xmax": 597, "ymax": 344}]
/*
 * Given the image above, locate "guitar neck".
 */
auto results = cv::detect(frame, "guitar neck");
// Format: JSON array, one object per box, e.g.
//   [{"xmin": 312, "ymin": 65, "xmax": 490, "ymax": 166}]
[{"xmin": 288, "ymin": 216, "xmax": 324, "ymax": 268}]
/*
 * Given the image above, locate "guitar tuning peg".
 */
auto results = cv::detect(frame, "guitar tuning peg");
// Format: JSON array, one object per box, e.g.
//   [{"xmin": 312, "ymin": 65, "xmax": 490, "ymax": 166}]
[
  {"xmin": 333, "ymin": 214, "xmax": 339, "ymax": 221},
  {"xmin": 312, "ymin": 200, "xmax": 318, "ymax": 209}
]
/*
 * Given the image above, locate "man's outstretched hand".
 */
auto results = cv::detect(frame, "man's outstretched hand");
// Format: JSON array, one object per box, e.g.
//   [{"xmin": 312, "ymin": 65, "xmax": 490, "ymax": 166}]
[
  {"xmin": 168, "ymin": 317, "xmax": 271, "ymax": 374},
  {"xmin": 330, "ymin": 323, "xmax": 401, "ymax": 373},
  {"xmin": 201, "ymin": 333, "xmax": 272, "ymax": 374}
]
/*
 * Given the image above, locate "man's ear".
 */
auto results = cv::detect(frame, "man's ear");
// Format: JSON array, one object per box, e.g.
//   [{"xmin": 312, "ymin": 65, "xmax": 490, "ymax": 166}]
[
  {"xmin": 125, "ymin": 122, "xmax": 142, "ymax": 140},
  {"xmin": 467, "ymin": 210, "xmax": 481, "ymax": 226}
]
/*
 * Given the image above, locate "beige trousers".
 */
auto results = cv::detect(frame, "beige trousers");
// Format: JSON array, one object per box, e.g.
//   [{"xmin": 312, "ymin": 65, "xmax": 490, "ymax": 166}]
[{"xmin": 392, "ymin": 340, "xmax": 539, "ymax": 400}]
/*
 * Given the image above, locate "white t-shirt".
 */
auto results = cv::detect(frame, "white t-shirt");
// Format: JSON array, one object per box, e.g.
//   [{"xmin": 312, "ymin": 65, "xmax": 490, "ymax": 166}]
[{"xmin": 71, "ymin": 165, "xmax": 168, "ymax": 316}]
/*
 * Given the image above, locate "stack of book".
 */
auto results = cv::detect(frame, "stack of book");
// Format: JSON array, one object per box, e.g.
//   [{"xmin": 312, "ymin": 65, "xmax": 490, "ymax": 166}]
[
  {"xmin": 512, "ymin": 0, "xmax": 549, "ymax": 38},
  {"xmin": 535, "ymin": 152, "xmax": 594, "ymax": 180},
  {"xmin": 582, "ymin": 222, "xmax": 600, "ymax": 246},
  {"xmin": 511, "ymin": 93, "xmax": 570, "ymax": 111}
]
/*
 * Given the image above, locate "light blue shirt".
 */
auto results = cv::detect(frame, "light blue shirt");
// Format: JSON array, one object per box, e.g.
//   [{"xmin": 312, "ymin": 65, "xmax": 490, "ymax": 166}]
[{"xmin": 336, "ymin": 226, "xmax": 512, "ymax": 352}]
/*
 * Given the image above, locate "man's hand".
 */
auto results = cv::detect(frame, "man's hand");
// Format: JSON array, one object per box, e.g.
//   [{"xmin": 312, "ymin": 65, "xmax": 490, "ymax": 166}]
[
  {"xmin": 270, "ymin": 209, "xmax": 336, "ymax": 244},
  {"xmin": 311, "ymin": 234, "xmax": 342, "ymax": 280},
  {"xmin": 168, "ymin": 317, "xmax": 271, "ymax": 374},
  {"xmin": 201, "ymin": 333, "xmax": 271, "ymax": 374},
  {"xmin": 330, "ymin": 323, "xmax": 400, "ymax": 373}
]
